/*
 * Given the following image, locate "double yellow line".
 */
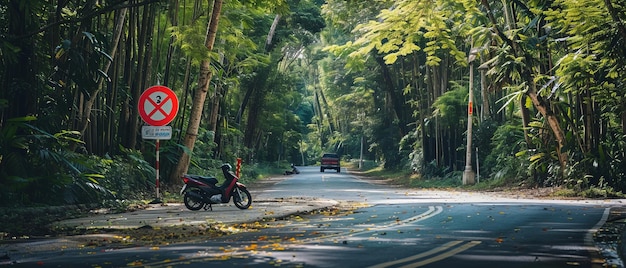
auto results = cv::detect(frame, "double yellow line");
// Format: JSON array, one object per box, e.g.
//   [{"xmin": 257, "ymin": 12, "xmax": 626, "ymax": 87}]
[{"xmin": 369, "ymin": 240, "xmax": 482, "ymax": 268}]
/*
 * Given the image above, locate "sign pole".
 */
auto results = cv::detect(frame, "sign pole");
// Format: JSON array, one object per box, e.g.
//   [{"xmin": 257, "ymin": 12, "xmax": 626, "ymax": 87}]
[
  {"xmin": 156, "ymin": 139, "xmax": 161, "ymax": 200},
  {"xmin": 149, "ymin": 138, "xmax": 162, "ymax": 204},
  {"xmin": 236, "ymin": 158, "xmax": 242, "ymax": 177},
  {"xmin": 138, "ymin": 85, "xmax": 178, "ymax": 204}
]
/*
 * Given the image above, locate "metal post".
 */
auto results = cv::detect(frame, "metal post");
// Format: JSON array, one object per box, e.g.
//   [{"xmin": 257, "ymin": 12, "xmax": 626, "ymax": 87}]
[
  {"xmin": 150, "ymin": 139, "xmax": 162, "ymax": 204},
  {"xmin": 475, "ymin": 147, "xmax": 480, "ymax": 184},
  {"xmin": 359, "ymin": 135, "xmax": 364, "ymax": 170},
  {"xmin": 156, "ymin": 139, "xmax": 160, "ymax": 199},
  {"xmin": 463, "ymin": 48, "xmax": 478, "ymax": 185},
  {"xmin": 236, "ymin": 158, "xmax": 242, "ymax": 177}
]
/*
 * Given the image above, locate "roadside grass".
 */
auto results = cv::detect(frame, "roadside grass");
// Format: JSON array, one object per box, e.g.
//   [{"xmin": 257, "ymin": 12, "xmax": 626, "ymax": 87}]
[
  {"xmin": 346, "ymin": 161, "xmax": 625, "ymax": 199},
  {"xmin": 551, "ymin": 186, "xmax": 625, "ymax": 199},
  {"xmin": 349, "ymin": 162, "xmax": 465, "ymax": 190},
  {"xmin": 358, "ymin": 167, "xmax": 462, "ymax": 189}
]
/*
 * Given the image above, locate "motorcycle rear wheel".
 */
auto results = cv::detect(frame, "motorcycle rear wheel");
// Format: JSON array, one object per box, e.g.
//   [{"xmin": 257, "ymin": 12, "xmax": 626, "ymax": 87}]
[
  {"xmin": 233, "ymin": 187, "xmax": 252, "ymax": 209},
  {"xmin": 183, "ymin": 188, "xmax": 205, "ymax": 211}
]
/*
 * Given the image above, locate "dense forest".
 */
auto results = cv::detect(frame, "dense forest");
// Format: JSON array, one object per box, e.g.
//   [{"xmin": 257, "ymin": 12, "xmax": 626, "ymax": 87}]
[{"xmin": 1, "ymin": 0, "xmax": 625, "ymax": 206}]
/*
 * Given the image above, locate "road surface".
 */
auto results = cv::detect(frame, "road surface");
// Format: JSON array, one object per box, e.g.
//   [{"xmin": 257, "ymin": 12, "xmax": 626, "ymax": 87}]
[{"xmin": 2, "ymin": 166, "xmax": 624, "ymax": 267}]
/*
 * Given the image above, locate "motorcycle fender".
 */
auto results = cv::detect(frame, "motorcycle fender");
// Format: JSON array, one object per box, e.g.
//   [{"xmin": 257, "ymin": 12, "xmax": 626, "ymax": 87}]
[
  {"xmin": 180, "ymin": 184, "xmax": 187, "ymax": 195},
  {"xmin": 235, "ymin": 182, "xmax": 246, "ymax": 189}
]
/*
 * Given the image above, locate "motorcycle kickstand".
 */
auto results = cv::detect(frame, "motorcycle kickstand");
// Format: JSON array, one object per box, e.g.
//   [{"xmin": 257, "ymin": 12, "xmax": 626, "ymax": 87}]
[{"xmin": 204, "ymin": 203, "xmax": 213, "ymax": 211}]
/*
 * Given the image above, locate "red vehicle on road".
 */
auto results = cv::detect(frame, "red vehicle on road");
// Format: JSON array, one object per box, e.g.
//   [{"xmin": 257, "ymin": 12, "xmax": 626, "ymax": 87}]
[{"xmin": 320, "ymin": 153, "xmax": 341, "ymax": 173}]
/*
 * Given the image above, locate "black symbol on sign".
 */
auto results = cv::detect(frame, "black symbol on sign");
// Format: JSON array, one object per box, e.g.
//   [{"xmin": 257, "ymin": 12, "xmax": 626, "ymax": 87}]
[{"xmin": 147, "ymin": 94, "xmax": 172, "ymax": 119}]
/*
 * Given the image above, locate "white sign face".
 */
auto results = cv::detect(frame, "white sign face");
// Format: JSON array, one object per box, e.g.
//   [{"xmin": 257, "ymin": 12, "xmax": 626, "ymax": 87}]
[
  {"xmin": 142, "ymin": 126, "xmax": 172, "ymax": 140},
  {"xmin": 138, "ymin": 85, "xmax": 179, "ymax": 126}
]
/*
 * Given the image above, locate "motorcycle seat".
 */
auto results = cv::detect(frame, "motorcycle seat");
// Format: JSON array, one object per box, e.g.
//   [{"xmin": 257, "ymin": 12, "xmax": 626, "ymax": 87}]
[{"xmin": 187, "ymin": 174, "xmax": 218, "ymax": 185}]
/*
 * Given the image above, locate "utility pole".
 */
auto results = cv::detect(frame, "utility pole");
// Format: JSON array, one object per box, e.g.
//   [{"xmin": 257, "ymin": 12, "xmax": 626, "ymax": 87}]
[{"xmin": 463, "ymin": 47, "xmax": 479, "ymax": 185}]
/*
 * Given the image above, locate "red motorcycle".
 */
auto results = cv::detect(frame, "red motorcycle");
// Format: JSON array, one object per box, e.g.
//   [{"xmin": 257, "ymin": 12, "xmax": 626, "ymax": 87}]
[{"xmin": 180, "ymin": 163, "xmax": 252, "ymax": 211}]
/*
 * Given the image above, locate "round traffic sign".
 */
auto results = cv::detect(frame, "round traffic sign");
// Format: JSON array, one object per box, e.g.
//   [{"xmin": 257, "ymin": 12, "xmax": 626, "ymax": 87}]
[{"xmin": 138, "ymin": 85, "xmax": 179, "ymax": 126}]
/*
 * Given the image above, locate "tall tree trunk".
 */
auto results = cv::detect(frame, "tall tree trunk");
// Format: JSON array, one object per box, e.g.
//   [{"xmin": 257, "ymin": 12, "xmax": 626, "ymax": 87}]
[
  {"xmin": 236, "ymin": 13, "xmax": 282, "ymax": 128},
  {"xmin": 526, "ymin": 86, "xmax": 568, "ymax": 169},
  {"xmin": 374, "ymin": 55, "xmax": 408, "ymax": 137},
  {"xmin": 318, "ymin": 83, "xmax": 336, "ymax": 134},
  {"xmin": 265, "ymin": 15, "xmax": 281, "ymax": 51},
  {"xmin": 129, "ymin": 3, "xmax": 157, "ymax": 149},
  {"xmin": 163, "ymin": 0, "xmax": 179, "ymax": 86},
  {"xmin": 2, "ymin": 0, "xmax": 38, "ymax": 120},
  {"xmin": 244, "ymin": 83, "xmax": 264, "ymax": 150},
  {"xmin": 175, "ymin": 57, "xmax": 193, "ymax": 144},
  {"xmin": 481, "ymin": 0, "xmax": 568, "ymax": 173},
  {"xmin": 520, "ymin": 95, "xmax": 533, "ymax": 148},
  {"xmin": 622, "ymin": 101, "xmax": 626, "ymax": 135},
  {"xmin": 170, "ymin": 0, "xmax": 223, "ymax": 182},
  {"xmin": 208, "ymin": 85, "xmax": 222, "ymax": 134},
  {"xmin": 79, "ymin": 8, "xmax": 128, "ymax": 143},
  {"xmin": 479, "ymin": 67, "xmax": 490, "ymax": 120},
  {"xmin": 236, "ymin": 85, "xmax": 254, "ymax": 125},
  {"xmin": 313, "ymin": 84, "xmax": 326, "ymax": 146}
]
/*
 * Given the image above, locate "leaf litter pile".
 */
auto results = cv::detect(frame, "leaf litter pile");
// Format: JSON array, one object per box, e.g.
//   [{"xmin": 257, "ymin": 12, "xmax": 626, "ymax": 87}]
[
  {"xmin": 0, "ymin": 201, "xmax": 364, "ymax": 267},
  {"xmin": 43, "ymin": 202, "xmax": 361, "ymax": 249}
]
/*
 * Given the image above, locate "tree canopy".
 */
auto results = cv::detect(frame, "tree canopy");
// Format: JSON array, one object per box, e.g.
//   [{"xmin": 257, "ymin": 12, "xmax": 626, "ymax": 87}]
[{"xmin": 1, "ymin": 0, "xmax": 625, "ymax": 205}]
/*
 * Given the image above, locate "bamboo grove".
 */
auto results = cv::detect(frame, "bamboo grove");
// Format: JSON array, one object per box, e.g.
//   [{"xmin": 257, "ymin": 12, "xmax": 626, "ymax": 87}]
[{"xmin": 1, "ymin": 0, "xmax": 625, "ymax": 205}]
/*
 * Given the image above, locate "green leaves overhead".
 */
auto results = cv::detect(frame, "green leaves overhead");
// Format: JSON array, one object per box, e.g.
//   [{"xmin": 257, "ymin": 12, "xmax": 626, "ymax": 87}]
[
  {"xmin": 545, "ymin": 0, "xmax": 624, "ymax": 95},
  {"xmin": 327, "ymin": 0, "xmax": 481, "ymax": 66}
]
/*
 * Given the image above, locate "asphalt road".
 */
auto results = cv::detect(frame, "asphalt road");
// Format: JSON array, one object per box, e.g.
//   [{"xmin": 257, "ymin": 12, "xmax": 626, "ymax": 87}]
[{"xmin": 2, "ymin": 166, "xmax": 625, "ymax": 267}]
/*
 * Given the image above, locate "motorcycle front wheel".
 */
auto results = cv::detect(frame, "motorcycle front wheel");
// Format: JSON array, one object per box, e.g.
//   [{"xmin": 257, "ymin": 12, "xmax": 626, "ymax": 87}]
[
  {"xmin": 233, "ymin": 187, "xmax": 252, "ymax": 209},
  {"xmin": 183, "ymin": 188, "xmax": 205, "ymax": 211}
]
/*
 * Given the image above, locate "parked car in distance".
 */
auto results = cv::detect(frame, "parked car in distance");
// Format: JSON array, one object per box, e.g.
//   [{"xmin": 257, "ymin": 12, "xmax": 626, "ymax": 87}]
[{"xmin": 320, "ymin": 153, "xmax": 340, "ymax": 173}]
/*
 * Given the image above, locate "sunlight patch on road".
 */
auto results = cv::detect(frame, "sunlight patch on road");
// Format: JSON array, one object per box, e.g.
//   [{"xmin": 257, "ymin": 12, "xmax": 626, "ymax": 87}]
[{"xmin": 296, "ymin": 206, "xmax": 444, "ymax": 244}]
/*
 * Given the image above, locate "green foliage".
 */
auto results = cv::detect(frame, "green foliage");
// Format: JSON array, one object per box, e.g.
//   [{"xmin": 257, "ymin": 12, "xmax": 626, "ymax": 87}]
[
  {"xmin": 50, "ymin": 31, "xmax": 112, "ymax": 93},
  {"xmin": 337, "ymin": 0, "xmax": 472, "ymax": 66},
  {"xmin": 473, "ymin": 119, "xmax": 497, "ymax": 174},
  {"xmin": 0, "ymin": 117, "xmax": 110, "ymax": 206},
  {"xmin": 184, "ymin": 128, "xmax": 218, "ymax": 171},
  {"xmin": 541, "ymin": 0, "xmax": 626, "ymax": 192},
  {"xmin": 482, "ymin": 121, "xmax": 528, "ymax": 185},
  {"xmin": 431, "ymin": 87, "xmax": 467, "ymax": 128},
  {"xmin": 554, "ymin": 176, "xmax": 624, "ymax": 198},
  {"xmin": 374, "ymin": 119, "xmax": 407, "ymax": 169},
  {"xmin": 98, "ymin": 147, "xmax": 156, "ymax": 200},
  {"xmin": 404, "ymin": 130, "xmax": 423, "ymax": 173},
  {"xmin": 421, "ymin": 159, "xmax": 452, "ymax": 179},
  {"xmin": 2, "ymin": 0, "xmax": 626, "ymax": 205},
  {"xmin": 408, "ymin": 171, "xmax": 463, "ymax": 188}
]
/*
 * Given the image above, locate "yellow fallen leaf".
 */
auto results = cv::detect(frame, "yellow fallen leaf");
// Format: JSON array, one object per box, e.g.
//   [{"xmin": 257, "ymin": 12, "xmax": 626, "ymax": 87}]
[{"xmin": 273, "ymin": 244, "xmax": 286, "ymax": 251}]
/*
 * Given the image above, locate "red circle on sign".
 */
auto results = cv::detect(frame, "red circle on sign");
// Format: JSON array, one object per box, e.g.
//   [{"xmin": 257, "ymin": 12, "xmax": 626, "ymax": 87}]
[{"xmin": 138, "ymin": 85, "xmax": 179, "ymax": 126}]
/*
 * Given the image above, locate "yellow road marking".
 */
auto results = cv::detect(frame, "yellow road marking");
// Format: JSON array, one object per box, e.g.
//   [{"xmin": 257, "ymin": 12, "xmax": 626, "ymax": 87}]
[
  {"xmin": 301, "ymin": 206, "xmax": 443, "ymax": 243},
  {"xmin": 368, "ymin": 241, "xmax": 464, "ymax": 268},
  {"xmin": 369, "ymin": 241, "xmax": 482, "ymax": 268}
]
